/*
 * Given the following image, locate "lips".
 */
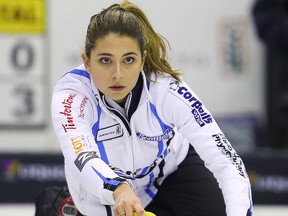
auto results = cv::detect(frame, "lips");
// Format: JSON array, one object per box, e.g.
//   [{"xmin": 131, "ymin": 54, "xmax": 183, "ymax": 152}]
[{"xmin": 109, "ymin": 85, "xmax": 125, "ymax": 91}]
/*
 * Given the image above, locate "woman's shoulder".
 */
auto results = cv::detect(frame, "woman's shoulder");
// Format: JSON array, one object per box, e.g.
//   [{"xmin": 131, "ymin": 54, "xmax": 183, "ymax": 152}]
[
  {"xmin": 55, "ymin": 64, "xmax": 91, "ymax": 89},
  {"xmin": 148, "ymin": 72, "xmax": 183, "ymax": 91},
  {"xmin": 53, "ymin": 64, "xmax": 94, "ymax": 99}
]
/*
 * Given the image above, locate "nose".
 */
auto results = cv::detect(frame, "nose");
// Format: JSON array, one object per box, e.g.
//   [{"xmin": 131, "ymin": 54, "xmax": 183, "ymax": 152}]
[{"xmin": 112, "ymin": 64, "xmax": 123, "ymax": 80}]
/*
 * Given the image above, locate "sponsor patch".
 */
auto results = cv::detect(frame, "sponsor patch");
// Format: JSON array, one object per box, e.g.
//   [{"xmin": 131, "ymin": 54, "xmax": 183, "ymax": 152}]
[
  {"xmin": 169, "ymin": 81, "xmax": 212, "ymax": 127},
  {"xmin": 136, "ymin": 129, "xmax": 174, "ymax": 141},
  {"xmin": 96, "ymin": 124, "xmax": 123, "ymax": 142},
  {"xmin": 212, "ymin": 133, "xmax": 246, "ymax": 177},
  {"xmin": 71, "ymin": 135, "xmax": 92, "ymax": 155},
  {"xmin": 60, "ymin": 94, "xmax": 77, "ymax": 132},
  {"xmin": 74, "ymin": 151, "xmax": 98, "ymax": 171},
  {"xmin": 71, "ymin": 136, "xmax": 84, "ymax": 154},
  {"xmin": 78, "ymin": 96, "xmax": 89, "ymax": 119}
]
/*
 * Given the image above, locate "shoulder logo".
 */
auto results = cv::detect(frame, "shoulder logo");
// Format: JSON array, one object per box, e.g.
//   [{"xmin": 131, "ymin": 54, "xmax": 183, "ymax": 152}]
[
  {"xmin": 169, "ymin": 80, "xmax": 180, "ymax": 91},
  {"xmin": 169, "ymin": 81, "xmax": 213, "ymax": 127}
]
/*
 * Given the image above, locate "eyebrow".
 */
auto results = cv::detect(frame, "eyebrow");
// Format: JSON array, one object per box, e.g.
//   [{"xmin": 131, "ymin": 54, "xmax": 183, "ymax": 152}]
[{"xmin": 96, "ymin": 52, "xmax": 138, "ymax": 57}]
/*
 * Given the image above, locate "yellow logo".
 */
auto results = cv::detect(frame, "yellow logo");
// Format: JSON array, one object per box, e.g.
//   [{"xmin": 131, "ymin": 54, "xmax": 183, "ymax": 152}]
[
  {"xmin": 71, "ymin": 136, "xmax": 84, "ymax": 154},
  {"xmin": 0, "ymin": 0, "xmax": 46, "ymax": 33}
]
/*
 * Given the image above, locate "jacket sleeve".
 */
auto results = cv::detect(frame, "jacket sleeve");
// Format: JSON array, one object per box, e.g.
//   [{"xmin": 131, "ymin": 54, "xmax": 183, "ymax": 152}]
[
  {"xmin": 158, "ymin": 79, "xmax": 253, "ymax": 216},
  {"xmin": 51, "ymin": 87, "xmax": 126, "ymax": 205}
]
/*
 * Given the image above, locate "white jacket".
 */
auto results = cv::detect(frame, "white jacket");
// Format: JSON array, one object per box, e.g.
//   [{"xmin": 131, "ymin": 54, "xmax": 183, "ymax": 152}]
[{"xmin": 51, "ymin": 64, "xmax": 253, "ymax": 216}]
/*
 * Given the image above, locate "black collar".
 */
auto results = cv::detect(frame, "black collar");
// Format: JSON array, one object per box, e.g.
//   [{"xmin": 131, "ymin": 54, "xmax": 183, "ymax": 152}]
[{"xmin": 99, "ymin": 74, "xmax": 143, "ymax": 122}]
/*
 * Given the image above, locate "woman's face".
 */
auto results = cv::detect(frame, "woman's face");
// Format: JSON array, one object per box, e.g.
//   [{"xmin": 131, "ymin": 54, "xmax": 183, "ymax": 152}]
[{"xmin": 82, "ymin": 33, "xmax": 146, "ymax": 106}]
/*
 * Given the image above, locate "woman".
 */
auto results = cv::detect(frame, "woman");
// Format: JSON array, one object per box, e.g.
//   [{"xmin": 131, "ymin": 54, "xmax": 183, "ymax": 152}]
[{"xmin": 51, "ymin": 1, "xmax": 253, "ymax": 215}]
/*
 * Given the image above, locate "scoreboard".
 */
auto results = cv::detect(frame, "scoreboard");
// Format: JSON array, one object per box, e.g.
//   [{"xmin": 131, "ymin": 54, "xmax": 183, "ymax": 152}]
[{"xmin": 0, "ymin": 0, "xmax": 48, "ymax": 129}]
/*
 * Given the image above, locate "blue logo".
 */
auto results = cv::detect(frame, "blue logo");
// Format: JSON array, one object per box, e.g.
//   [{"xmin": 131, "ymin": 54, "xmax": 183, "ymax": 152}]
[
  {"xmin": 170, "ymin": 81, "xmax": 213, "ymax": 127},
  {"xmin": 136, "ymin": 129, "xmax": 174, "ymax": 141}
]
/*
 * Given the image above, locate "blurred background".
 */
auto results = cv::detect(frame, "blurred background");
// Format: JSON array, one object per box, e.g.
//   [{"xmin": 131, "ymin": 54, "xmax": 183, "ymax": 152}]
[{"xmin": 0, "ymin": 0, "xmax": 287, "ymax": 215}]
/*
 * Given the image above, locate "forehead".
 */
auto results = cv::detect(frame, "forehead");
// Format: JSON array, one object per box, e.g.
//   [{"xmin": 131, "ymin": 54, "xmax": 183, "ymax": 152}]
[{"xmin": 93, "ymin": 33, "xmax": 141, "ymax": 54}]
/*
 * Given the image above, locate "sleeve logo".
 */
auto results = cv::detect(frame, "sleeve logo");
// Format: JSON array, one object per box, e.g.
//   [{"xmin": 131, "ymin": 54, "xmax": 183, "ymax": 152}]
[
  {"xmin": 74, "ymin": 151, "xmax": 98, "ymax": 171},
  {"xmin": 212, "ymin": 133, "xmax": 246, "ymax": 177}
]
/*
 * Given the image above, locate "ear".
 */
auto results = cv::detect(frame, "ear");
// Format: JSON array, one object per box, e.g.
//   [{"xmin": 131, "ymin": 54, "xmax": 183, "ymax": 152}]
[
  {"xmin": 142, "ymin": 50, "xmax": 147, "ymax": 66},
  {"xmin": 82, "ymin": 52, "xmax": 91, "ymax": 73}
]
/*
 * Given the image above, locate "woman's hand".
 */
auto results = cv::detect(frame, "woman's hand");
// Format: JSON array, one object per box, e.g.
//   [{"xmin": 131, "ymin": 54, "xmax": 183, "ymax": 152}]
[{"xmin": 113, "ymin": 183, "xmax": 145, "ymax": 216}]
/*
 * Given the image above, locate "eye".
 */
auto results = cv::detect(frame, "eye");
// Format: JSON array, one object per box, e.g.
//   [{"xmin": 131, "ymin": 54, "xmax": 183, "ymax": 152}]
[
  {"xmin": 124, "ymin": 57, "xmax": 135, "ymax": 64},
  {"xmin": 100, "ymin": 57, "xmax": 111, "ymax": 64}
]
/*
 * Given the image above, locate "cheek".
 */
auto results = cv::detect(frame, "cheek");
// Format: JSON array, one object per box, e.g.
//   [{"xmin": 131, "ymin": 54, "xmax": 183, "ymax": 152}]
[
  {"xmin": 131, "ymin": 71, "xmax": 141, "ymax": 80},
  {"xmin": 90, "ymin": 70, "xmax": 108, "ymax": 86},
  {"xmin": 129, "ymin": 64, "xmax": 142, "ymax": 76},
  {"xmin": 91, "ymin": 68, "xmax": 106, "ymax": 79},
  {"xmin": 134, "ymin": 66, "xmax": 143, "ymax": 77},
  {"xmin": 128, "ymin": 70, "xmax": 141, "ymax": 86}
]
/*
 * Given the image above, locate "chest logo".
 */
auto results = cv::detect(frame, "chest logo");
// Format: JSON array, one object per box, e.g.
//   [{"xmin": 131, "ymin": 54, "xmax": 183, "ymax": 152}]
[
  {"xmin": 96, "ymin": 124, "xmax": 123, "ymax": 142},
  {"xmin": 136, "ymin": 128, "xmax": 174, "ymax": 141}
]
